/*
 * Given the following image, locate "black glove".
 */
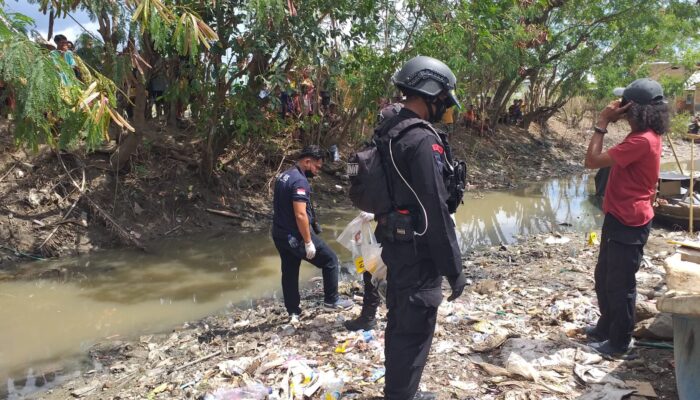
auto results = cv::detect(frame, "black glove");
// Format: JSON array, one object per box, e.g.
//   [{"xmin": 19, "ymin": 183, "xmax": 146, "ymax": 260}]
[{"xmin": 446, "ymin": 271, "xmax": 467, "ymax": 301}]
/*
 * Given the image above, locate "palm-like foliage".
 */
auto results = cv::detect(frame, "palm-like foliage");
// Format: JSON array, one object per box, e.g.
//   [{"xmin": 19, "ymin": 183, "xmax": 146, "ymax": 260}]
[
  {"xmin": 0, "ymin": 4, "xmax": 132, "ymax": 150},
  {"xmin": 1, "ymin": 0, "xmax": 219, "ymax": 152}
]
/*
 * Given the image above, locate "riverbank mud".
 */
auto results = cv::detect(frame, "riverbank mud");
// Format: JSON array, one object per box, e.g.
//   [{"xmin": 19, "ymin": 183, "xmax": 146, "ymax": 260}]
[{"xmin": 2, "ymin": 115, "xmax": 674, "ymax": 265}]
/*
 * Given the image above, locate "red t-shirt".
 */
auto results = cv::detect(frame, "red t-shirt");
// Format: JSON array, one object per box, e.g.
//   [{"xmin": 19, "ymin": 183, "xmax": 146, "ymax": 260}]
[{"xmin": 603, "ymin": 130, "xmax": 662, "ymax": 226}]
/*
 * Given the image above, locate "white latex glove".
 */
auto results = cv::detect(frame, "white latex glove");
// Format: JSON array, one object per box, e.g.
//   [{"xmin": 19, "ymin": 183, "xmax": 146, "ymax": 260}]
[
  {"xmin": 305, "ymin": 241, "xmax": 316, "ymax": 259},
  {"xmin": 359, "ymin": 212, "xmax": 375, "ymax": 222}
]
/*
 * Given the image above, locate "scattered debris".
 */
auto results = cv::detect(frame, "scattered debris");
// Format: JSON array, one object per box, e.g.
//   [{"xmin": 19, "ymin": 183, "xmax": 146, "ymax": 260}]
[
  {"xmin": 505, "ymin": 352, "xmax": 540, "ymax": 382},
  {"xmin": 15, "ymin": 232, "xmax": 681, "ymax": 399},
  {"xmin": 574, "ymin": 364, "xmax": 625, "ymax": 386},
  {"xmin": 70, "ymin": 381, "xmax": 100, "ymax": 398},
  {"xmin": 544, "ymin": 234, "xmax": 571, "ymax": 245},
  {"xmin": 625, "ymin": 380, "xmax": 658, "ymax": 398}
]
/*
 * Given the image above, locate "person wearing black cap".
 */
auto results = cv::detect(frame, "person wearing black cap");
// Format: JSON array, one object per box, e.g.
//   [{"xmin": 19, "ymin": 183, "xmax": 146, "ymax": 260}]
[
  {"xmin": 584, "ymin": 78, "xmax": 669, "ymax": 357},
  {"xmin": 272, "ymin": 145, "xmax": 353, "ymax": 322},
  {"xmin": 373, "ymin": 56, "xmax": 467, "ymax": 400}
]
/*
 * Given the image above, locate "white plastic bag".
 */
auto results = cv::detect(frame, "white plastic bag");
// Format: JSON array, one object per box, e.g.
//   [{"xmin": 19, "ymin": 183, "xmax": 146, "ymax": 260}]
[
  {"xmin": 337, "ymin": 213, "xmax": 386, "ymax": 276},
  {"xmin": 362, "ymin": 242, "xmax": 384, "ymax": 277},
  {"xmin": 336, "ymin": 215, "xmax": 366, "ymax": 253}
]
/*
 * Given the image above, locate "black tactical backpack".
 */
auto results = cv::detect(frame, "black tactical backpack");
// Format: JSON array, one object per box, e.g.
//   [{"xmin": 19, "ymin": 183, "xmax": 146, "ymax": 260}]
[
  {"xmin": 347, "ymin": 140, "xmax": 392, "ymax": 214},
  {"xmin": 348, "ymin": 117, "xmax": 467, "ymax": 215}
]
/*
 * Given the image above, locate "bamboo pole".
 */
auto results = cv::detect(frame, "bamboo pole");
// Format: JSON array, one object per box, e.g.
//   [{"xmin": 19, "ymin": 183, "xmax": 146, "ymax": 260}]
[
  {"xmin": 667, "ymin": 135, "xmax": 684, "ymax": 175},
  {"xmin": 690, "ymin": 139, "xmax": 695, "ymax": 234},
  {"xmin": 687, "ymin": 134, "xmax": 700, "ymax": 234}
]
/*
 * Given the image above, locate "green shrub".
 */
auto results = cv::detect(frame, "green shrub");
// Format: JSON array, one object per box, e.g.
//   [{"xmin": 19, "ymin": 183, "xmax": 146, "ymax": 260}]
[{"xmin": 669, "ymin": 113, "xmax": 692, "ymax": 139}]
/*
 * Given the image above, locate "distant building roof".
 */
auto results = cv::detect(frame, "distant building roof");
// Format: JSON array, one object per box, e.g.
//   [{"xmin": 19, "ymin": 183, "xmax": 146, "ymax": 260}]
[{"xmin": 687, "ymin": 71, "xmax": 700, "ymax": 90}]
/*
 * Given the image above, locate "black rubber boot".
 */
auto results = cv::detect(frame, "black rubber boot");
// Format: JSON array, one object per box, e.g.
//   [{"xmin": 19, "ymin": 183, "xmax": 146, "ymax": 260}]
[{"xmin": 343, "ymin": 314, "xmax": 376, "ymax": 331}]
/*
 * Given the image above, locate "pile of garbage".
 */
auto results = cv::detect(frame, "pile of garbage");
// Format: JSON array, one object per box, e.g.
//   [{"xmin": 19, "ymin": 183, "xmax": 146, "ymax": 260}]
[{"xmin": 47, "ymin": 230, "xmax": 681, "ymax": 400}]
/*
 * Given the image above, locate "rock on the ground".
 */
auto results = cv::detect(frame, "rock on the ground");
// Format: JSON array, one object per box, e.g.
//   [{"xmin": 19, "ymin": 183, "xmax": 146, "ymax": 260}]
[
  {"xmin": 635, "ymin": 298, "xmax": 659, "ymax": 323},
  {"xmin": 634, "ymin": 313, "xmax": 673, "ymax": 340}
]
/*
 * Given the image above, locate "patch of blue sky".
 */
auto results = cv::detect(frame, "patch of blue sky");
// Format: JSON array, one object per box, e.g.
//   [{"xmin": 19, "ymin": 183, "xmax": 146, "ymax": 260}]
[{"xmin": 2, "ymin": 0, "xmax": 98, "ymax": 42}]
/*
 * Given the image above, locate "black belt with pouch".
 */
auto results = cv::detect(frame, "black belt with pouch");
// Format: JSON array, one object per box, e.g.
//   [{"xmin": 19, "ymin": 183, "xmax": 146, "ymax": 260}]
[{"xmin": 377, "ymin": 209, "xmax": 414, "ymax": 243}]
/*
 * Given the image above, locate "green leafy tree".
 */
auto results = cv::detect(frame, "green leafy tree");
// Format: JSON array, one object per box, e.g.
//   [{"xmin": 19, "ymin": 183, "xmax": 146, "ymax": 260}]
[
  {"xmin": 347, "ymin": 0, "xmax": 700, "ymax": 131},
  {"xmin": 184, "ymin": 0, "xmax": 383, "ymax": 182},
  {"xmin": 0, "ymin": 2, "xmax": 132, "ymax": 150}
]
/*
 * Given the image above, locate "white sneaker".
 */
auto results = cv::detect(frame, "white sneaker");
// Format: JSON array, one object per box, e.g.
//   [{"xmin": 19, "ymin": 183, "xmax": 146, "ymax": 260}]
[{"xmin": 290, "ymin": 314, "xmax": 300, "ymax": 325}]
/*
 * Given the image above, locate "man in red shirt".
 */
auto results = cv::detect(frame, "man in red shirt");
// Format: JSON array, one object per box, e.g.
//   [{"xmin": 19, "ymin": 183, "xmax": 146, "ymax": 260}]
[{"xmin": 584, "ymin": 78, "xmax": 669, "ymax": 357}]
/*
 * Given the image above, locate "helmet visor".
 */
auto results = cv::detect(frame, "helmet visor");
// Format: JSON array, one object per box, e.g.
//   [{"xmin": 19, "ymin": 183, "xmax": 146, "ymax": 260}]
[{"xmin": 447, "ymin": 89, "xmax": 461, "ymax": 110}]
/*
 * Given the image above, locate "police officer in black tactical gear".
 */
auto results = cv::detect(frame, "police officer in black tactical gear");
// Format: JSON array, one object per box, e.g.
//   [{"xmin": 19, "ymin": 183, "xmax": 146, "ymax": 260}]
[
  {"xmin": 375, "ymin": 56, "xmax": 467, "ymax": 400},
  {"xmin": 272, "ymin": 146, "xmax": 354, "ymax": 322}
]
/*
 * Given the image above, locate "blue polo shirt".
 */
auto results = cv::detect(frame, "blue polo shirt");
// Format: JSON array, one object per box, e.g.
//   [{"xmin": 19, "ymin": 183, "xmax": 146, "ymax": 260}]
[{"xmin": 272, "ymin": 166, "xmax": 312, "ymax": 239}]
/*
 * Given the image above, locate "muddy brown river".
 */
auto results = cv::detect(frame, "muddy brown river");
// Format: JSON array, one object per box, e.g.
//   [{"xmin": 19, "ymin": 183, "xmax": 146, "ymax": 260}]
[{"xmin": 1, "ymin": 174, "xmax": 603, "ymax": 398}]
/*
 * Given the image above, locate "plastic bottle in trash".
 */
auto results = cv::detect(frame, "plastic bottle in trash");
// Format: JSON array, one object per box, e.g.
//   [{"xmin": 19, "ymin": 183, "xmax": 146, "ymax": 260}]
[
  {"xmin": 322, "ymin": 378, "xmax": 344, "ymax": 400},
  {"xmin": 204, "ymin": 384, "xmax": 270, "ymax": 400}
]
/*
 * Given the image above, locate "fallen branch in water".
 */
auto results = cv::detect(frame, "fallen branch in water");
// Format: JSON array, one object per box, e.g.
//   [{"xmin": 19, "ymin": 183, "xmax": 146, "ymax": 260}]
[
  {"xmin": 85, "ymin": 196, "xmax": 146, "ymax": 250},
  {"xmin": 205, "ymin": 208, "xmax": 244, "ymax": 219},
  {"xmin": 0, "ymin": 244, "xmax": 45, "ymax": 260}
]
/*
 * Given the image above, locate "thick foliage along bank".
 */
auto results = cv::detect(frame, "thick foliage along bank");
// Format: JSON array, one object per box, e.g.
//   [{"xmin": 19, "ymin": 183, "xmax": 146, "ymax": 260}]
[{"xmin": 0, "ymin": 0, "xmax": 698, "ymax": 183}]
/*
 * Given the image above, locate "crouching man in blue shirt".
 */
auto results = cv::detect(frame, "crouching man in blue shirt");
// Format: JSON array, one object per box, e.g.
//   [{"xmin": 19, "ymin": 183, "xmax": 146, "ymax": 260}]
[{"xmin": 272, "ymin": 145, "xmax": 353, "ymax": 322}]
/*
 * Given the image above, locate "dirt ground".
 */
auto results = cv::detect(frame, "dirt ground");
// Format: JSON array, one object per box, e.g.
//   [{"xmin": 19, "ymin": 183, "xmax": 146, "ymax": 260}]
[
  {"xmin": 28, "ymin": 230, "xmax": 683, "ymax": 400},
  {"xmin": 2, "ymin": 114, "xmax": 687, "ymax": 267}
]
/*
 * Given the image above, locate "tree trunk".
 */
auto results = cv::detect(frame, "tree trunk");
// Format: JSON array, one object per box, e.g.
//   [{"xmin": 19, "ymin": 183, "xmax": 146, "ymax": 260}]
[
  {"xmin": 167, "ymin": 56, "xmax": 180, "ymax": 127},
  {"xmin": 522, "ymin": 113, "xmax": 535, "ymax": 131},
  {"xmin": 523, "ymin": 106, "xmax": 558, "ymax": 134},
  {"xmin": 488, "ymin": 76, "xmax": 525, "ymax": 129},
  {"xmin": 47, "ymin": 9, "xmax": 54, "ymax": 41},
  {"xmin": 97, "ymin": 11, "xmax": 115, "ymax": 80},
  {"xmin": 199, "ymin": 127, "xmax": 230, "ymax": 184},
  {"xmin": 199, "ymin": 71, "xmax": 232, "ymax": 183},
  {"xmin": 111, "ymin": 81, "xmax": 147, "ymax": 170}
]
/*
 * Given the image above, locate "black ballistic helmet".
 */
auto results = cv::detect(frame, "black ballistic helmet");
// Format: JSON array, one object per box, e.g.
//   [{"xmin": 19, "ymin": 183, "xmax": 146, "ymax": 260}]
[
  {"xmin": 613, "ymin": 78, "xmax": 665, "ymax": 105},
  {"xmin": 392, "ymin": 56, "xmax": 460, "ymax": 109}
]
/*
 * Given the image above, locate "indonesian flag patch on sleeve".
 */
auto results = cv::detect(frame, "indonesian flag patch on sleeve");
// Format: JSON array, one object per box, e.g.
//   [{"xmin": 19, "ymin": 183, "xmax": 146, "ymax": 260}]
[{"xmin": 296, "ymin": 188, "xmax": 307, "ymax": 196}]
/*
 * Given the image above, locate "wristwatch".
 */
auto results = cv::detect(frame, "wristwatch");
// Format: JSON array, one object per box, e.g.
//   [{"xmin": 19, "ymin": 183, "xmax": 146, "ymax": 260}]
[{"xmin": 593, "ymin": 126, "xmax": 608, "ymax": 134}]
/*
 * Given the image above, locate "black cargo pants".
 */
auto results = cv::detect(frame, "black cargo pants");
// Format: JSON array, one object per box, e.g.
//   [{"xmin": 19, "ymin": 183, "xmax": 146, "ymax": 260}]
[
  {"xmin": 360, "ymin": 271, "xmax": 381, "ymax": 318},
  {"xmin": 273, "ymin": 232, "xmax": 340, "ymax": 315},
  {"xmin": 593, "ymin": 213, "xmax": 650, "ymax": 349},
  {"xmin": 382, "ymin": 241, "xmax": 442, "ymax": 400}
]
